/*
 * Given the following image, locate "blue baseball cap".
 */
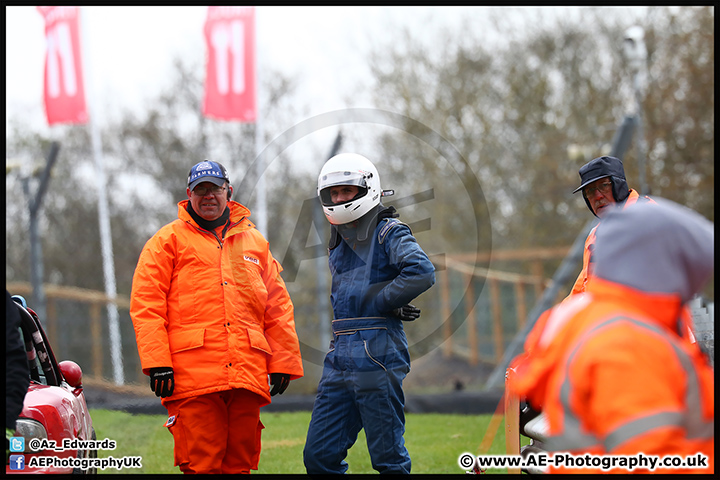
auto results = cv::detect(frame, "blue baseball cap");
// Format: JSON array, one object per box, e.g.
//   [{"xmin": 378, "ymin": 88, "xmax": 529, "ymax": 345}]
[{"xmin": 187, "ymin": 161, "xmax": 229, "ymax": 191}]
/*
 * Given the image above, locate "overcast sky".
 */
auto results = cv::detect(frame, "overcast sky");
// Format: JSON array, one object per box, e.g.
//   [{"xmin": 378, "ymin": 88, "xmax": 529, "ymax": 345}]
[
  {"xmin": 7, "ymin": 7, "xmax": 654, "ymax": 129},
  {"xmin": 6, "ymin": 5, "xmax": 653, "ymax": 174},
  {"xmin": 6, "ymin": 6, "xmax": 499, "ymax": 132}
]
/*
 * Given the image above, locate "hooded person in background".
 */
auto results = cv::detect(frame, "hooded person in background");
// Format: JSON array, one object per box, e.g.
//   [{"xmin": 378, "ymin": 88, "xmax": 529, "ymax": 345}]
[
  {"xmin": 508, "ymin": 199, "xmax": 714, "ymax": 474},
  {"xmin": 566, "ymin": 155, "xmax": 653, "ymax": 298},
  {"xmin": 561, "ymin": 155, "xmax": 698, "ymax": 345},
  {"xmin": 130, "ymin": 160, "xmax": 303, "ymax": 474},
  {"xmin": 303, "ymin": 153, "xmax": 435, "ymax": 474}
]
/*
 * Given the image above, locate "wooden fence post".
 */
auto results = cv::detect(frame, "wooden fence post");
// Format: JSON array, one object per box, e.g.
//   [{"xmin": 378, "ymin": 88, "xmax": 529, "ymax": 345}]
[
  {"xmin": 514, "ymin": 281, "xmax": 527, "ymax": 332},
  {"xmin": 441, "ymin": 269, "xmax": 453, "ymax": 358},
  {"xmin": 89, "ymin": 302, "xmax": 103, "ymax": 380},
  {"xmin": 531, "ymin": 260, "xmax": 544, "ymax": 299},
  {"xmin": 489, "ymin": 278, "xmax": 504, "ymax": 364},
  {"xmin": 464, "ymin": 273, "xmax": 478, "ymax": 366}
]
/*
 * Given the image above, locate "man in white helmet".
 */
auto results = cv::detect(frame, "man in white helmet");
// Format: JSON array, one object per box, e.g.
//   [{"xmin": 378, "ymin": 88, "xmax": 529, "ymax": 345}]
[{"xmin": 303, "ymin": 153, "xmax": 436, "ymax": 474}]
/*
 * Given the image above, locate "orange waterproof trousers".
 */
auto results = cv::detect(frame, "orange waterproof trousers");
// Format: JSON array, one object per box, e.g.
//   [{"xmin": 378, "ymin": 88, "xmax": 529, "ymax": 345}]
[{"xmin": 164, "ymin": 388, "xmax": 265, "ymax": 474}]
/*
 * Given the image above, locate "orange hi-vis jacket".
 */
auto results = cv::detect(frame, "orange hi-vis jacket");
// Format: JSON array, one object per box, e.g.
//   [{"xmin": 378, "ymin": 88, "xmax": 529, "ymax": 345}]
[
  {"xmin": 509, "ymin": 277, "xmax": 714, "ymax": 474},
  {"xmin": 563, "ymin": 190, "xmax": 699, "ymax": 342},
  {"xmin": 567, "ymin": 189, "xmax": 646, "ymax": 298},
  {"xmin": 130, "ymin": 200, "xmax": 303, "ymax": 406}
]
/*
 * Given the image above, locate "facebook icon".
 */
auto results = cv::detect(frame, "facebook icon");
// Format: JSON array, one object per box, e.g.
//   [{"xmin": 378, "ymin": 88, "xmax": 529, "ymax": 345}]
[{"xmin": 9, "ymin": 454, "xmax": 25, "ymax": 470}]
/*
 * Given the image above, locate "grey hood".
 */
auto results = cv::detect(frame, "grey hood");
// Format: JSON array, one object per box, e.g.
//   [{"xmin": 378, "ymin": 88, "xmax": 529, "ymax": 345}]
[{"xmin": 593, "ymin": 198, "xmax": 714, "ymax": 302}]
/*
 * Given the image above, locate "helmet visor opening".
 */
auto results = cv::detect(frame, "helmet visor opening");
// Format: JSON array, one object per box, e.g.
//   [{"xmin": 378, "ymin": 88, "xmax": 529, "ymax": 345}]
[
  {"xmin": 318, "ymin": 171, "xmax": 370, "ymax": 206},
  {"xmin": 319, "ymin": 185, "xmax": 368, "ymax": 206}
]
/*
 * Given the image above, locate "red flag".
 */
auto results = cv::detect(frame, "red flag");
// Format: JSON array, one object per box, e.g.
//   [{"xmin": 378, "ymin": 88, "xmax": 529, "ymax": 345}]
[
  {"xmin": 202, "ymin": 6, "xmax": 257, "ymax": 122},
  {"xmin": 37, "ymin": 6, "xmax": 88, "ymax": 125}
]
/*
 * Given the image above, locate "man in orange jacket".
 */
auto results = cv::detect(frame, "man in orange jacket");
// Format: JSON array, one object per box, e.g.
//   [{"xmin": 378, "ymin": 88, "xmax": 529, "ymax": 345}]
[
  {"xmin": 509, "ymin": 199, "xmax": 714, "ymax": 474},
  {"xmin": 130, "ymin": 160, "xmax": 303, "ymax": 474},
  {"xmin": 566, "ymin": 155, "xmax": 652, "ymax": 299},
  {"xmin": 565, "ymin": 155, "xmax": 697, "ymax": 343}
]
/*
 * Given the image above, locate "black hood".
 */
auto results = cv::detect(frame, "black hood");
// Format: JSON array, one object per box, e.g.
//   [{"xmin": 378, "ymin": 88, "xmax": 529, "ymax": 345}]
[{"xmin": 573, "ymin": 156, "xmax": 629, "ymax": 216}]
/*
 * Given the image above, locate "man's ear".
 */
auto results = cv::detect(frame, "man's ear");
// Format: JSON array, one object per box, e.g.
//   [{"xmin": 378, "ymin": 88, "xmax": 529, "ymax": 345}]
[
  {"xmin": 227, "ymin": 185, "xmax": 233, "ymax": 200},
  {"xmin": 186, "ymin": 187, "xmax": 192, "ymax": 199}
]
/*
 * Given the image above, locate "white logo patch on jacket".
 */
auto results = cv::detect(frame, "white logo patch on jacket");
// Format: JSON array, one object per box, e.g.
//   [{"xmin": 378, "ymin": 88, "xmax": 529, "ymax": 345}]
[
  {"xmin": 244, "ymin": 255, "xmax": 259, "ymax": 265},
  {"xmin": 164, "ymin": 415, "xmax": 176, "ymax": 427}
]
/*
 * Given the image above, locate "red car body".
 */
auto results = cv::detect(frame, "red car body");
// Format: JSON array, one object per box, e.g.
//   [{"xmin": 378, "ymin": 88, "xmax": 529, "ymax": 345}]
[{"xmin": 6, "ymin": 300, "xmax": 96, "ymax": 475}]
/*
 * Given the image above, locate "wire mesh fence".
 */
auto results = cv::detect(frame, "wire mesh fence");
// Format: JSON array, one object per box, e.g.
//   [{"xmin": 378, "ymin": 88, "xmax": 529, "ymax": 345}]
[{"xmin": 9, "ymin": 258, "xmax": 713, "ymax": 392}]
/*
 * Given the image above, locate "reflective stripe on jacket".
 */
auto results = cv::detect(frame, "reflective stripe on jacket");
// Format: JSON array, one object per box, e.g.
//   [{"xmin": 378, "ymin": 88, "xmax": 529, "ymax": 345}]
[
  {"xmin": 130, "ymin": 200, "xmax": 303, "ymax": 406},
  {"xmin": 509, "ymin": 277, "xmax": 714, "ymax": 474}
]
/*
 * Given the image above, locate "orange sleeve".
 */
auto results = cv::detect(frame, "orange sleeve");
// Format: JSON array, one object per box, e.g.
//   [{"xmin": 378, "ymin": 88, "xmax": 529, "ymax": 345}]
[
  {"xmin": 562, "ymin": 228, "xmax": 596, "ymax": 303},
  {"xmin": 261, "ymin": 247, "xmax": 304, "ymax": 380},
  {"xmin": 130, "ymin": 228, "xmax": 175, "ymax": 374}
]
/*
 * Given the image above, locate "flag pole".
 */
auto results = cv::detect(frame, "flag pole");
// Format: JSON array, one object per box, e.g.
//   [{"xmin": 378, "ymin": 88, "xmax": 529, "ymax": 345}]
[
  {"xmin": 254, "ymin": 7, "xmax": 267, "ymax": 238},
  {"xmin": 80, "ymin": 7, "xmax": 124, "ymax": 385},
  {"xmin": 202, "ymin": 6, "xmax": 264, "ymax": 234}
]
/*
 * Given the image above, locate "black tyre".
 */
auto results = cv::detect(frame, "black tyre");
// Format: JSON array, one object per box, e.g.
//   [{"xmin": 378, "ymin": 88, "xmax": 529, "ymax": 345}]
[{"xmin": 72, "ymin": 427, "xmax": 97, "ymax": 475}]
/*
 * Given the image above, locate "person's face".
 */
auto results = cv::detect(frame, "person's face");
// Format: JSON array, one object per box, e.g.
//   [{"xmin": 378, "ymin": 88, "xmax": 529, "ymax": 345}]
[
  {"xmin": 583, "ymin": 177, "xmax": 615, "ymax": 218},
  {"xmin": 329, "ymin": 185, "xmax": 359, "ymax": 204},
  {"xmin": 187, "ymin": 181, "xmax": 229, "ymax": 221}
]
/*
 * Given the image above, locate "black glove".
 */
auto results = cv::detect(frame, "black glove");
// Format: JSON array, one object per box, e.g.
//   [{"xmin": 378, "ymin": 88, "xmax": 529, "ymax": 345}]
[
  {"xmin": 149, "ymin": 367, "xmax": 174, "ymax": 398},
  {"xmin": 393, "ymin": 304, "xmax": 421, "ymax": 321},
  {"xmin": 269, "ymin": 373, "xmax": 290, "ymax": 396}
]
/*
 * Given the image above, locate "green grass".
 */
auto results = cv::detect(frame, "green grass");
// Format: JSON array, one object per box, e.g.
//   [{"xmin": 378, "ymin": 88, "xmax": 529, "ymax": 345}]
[
  {"xmin": 90, "ymin": 409, "xmax": 175, "ymax": 474},
  {"xmin": 90, "ymin": 408, "xmax": 523, "ymax": 474}
]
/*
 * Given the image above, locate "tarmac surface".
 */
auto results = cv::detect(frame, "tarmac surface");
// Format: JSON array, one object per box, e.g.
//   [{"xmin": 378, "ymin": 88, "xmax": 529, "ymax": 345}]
[
  {"xmin": 82, "ymin": 348, "xmax": 505, "ymax": 415},
  {"xmin": 82, "ymin": 382, "xmax": 504, "ymax": 416},
  {"xmin": 82, "ymin": 300, "xmax": 713, "ymax": 416}
]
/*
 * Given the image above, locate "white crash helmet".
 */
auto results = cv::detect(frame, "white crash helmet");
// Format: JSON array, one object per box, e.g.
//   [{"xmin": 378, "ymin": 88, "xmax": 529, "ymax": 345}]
[{"xmin": 317, "ymin": 153, "xmax": 384, "ymax": 225}]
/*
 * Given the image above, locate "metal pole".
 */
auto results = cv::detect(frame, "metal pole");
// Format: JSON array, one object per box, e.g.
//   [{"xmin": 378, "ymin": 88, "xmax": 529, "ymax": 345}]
[
  {"xmin": 254, "ymin": 7, "xmax": 267, "ymax": 237},
  {"xmin": 484, "ymin": 72, "xmax": 642, "ymax": 390},
  {"xmin": 315, "ymin": 132, "xmax": 343, "ymax": 351},
  {"xmin": 633, "ymin": 73, "xmax": 649, "ymax": 195},
  {"xmin": 26, "ymin": 179, "xmax": 45, "ymax": 324},
  {"xmin": 623, "ymin": 25, "xmax": 649, "ymax": 196},
  {"xmin": 255, "ymin": 125, "xmax": 266, "ymax": 236},
  {"xmin": 484, "ymin": 30, "xmax": 651, "ymax": 391},
  {"xmin": 23, "ymin": 141, "xmax": 61, "ymax": 326},
  {"xmin": 484, "ymin": 218, "xmax": 596, "ymax": 390},
  {"xmin": 81, "ymin": 7, "xmax": 124, "ymax": 385},
  {"xmin": 314, "ymin": 203, "xmax": 331, "ymax": 351}
]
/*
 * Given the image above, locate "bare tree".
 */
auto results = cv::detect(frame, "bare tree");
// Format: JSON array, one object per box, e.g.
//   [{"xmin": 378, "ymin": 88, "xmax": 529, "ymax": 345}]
[{"xmin": 366, "ymin": 6, "xmax": 713, "ymax": 254}]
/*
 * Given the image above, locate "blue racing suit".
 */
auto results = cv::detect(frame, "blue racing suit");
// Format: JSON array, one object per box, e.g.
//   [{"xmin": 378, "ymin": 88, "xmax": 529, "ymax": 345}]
[{"xmin": 303, "ymin": 206, "xmax": 436, "ymax": 474}]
